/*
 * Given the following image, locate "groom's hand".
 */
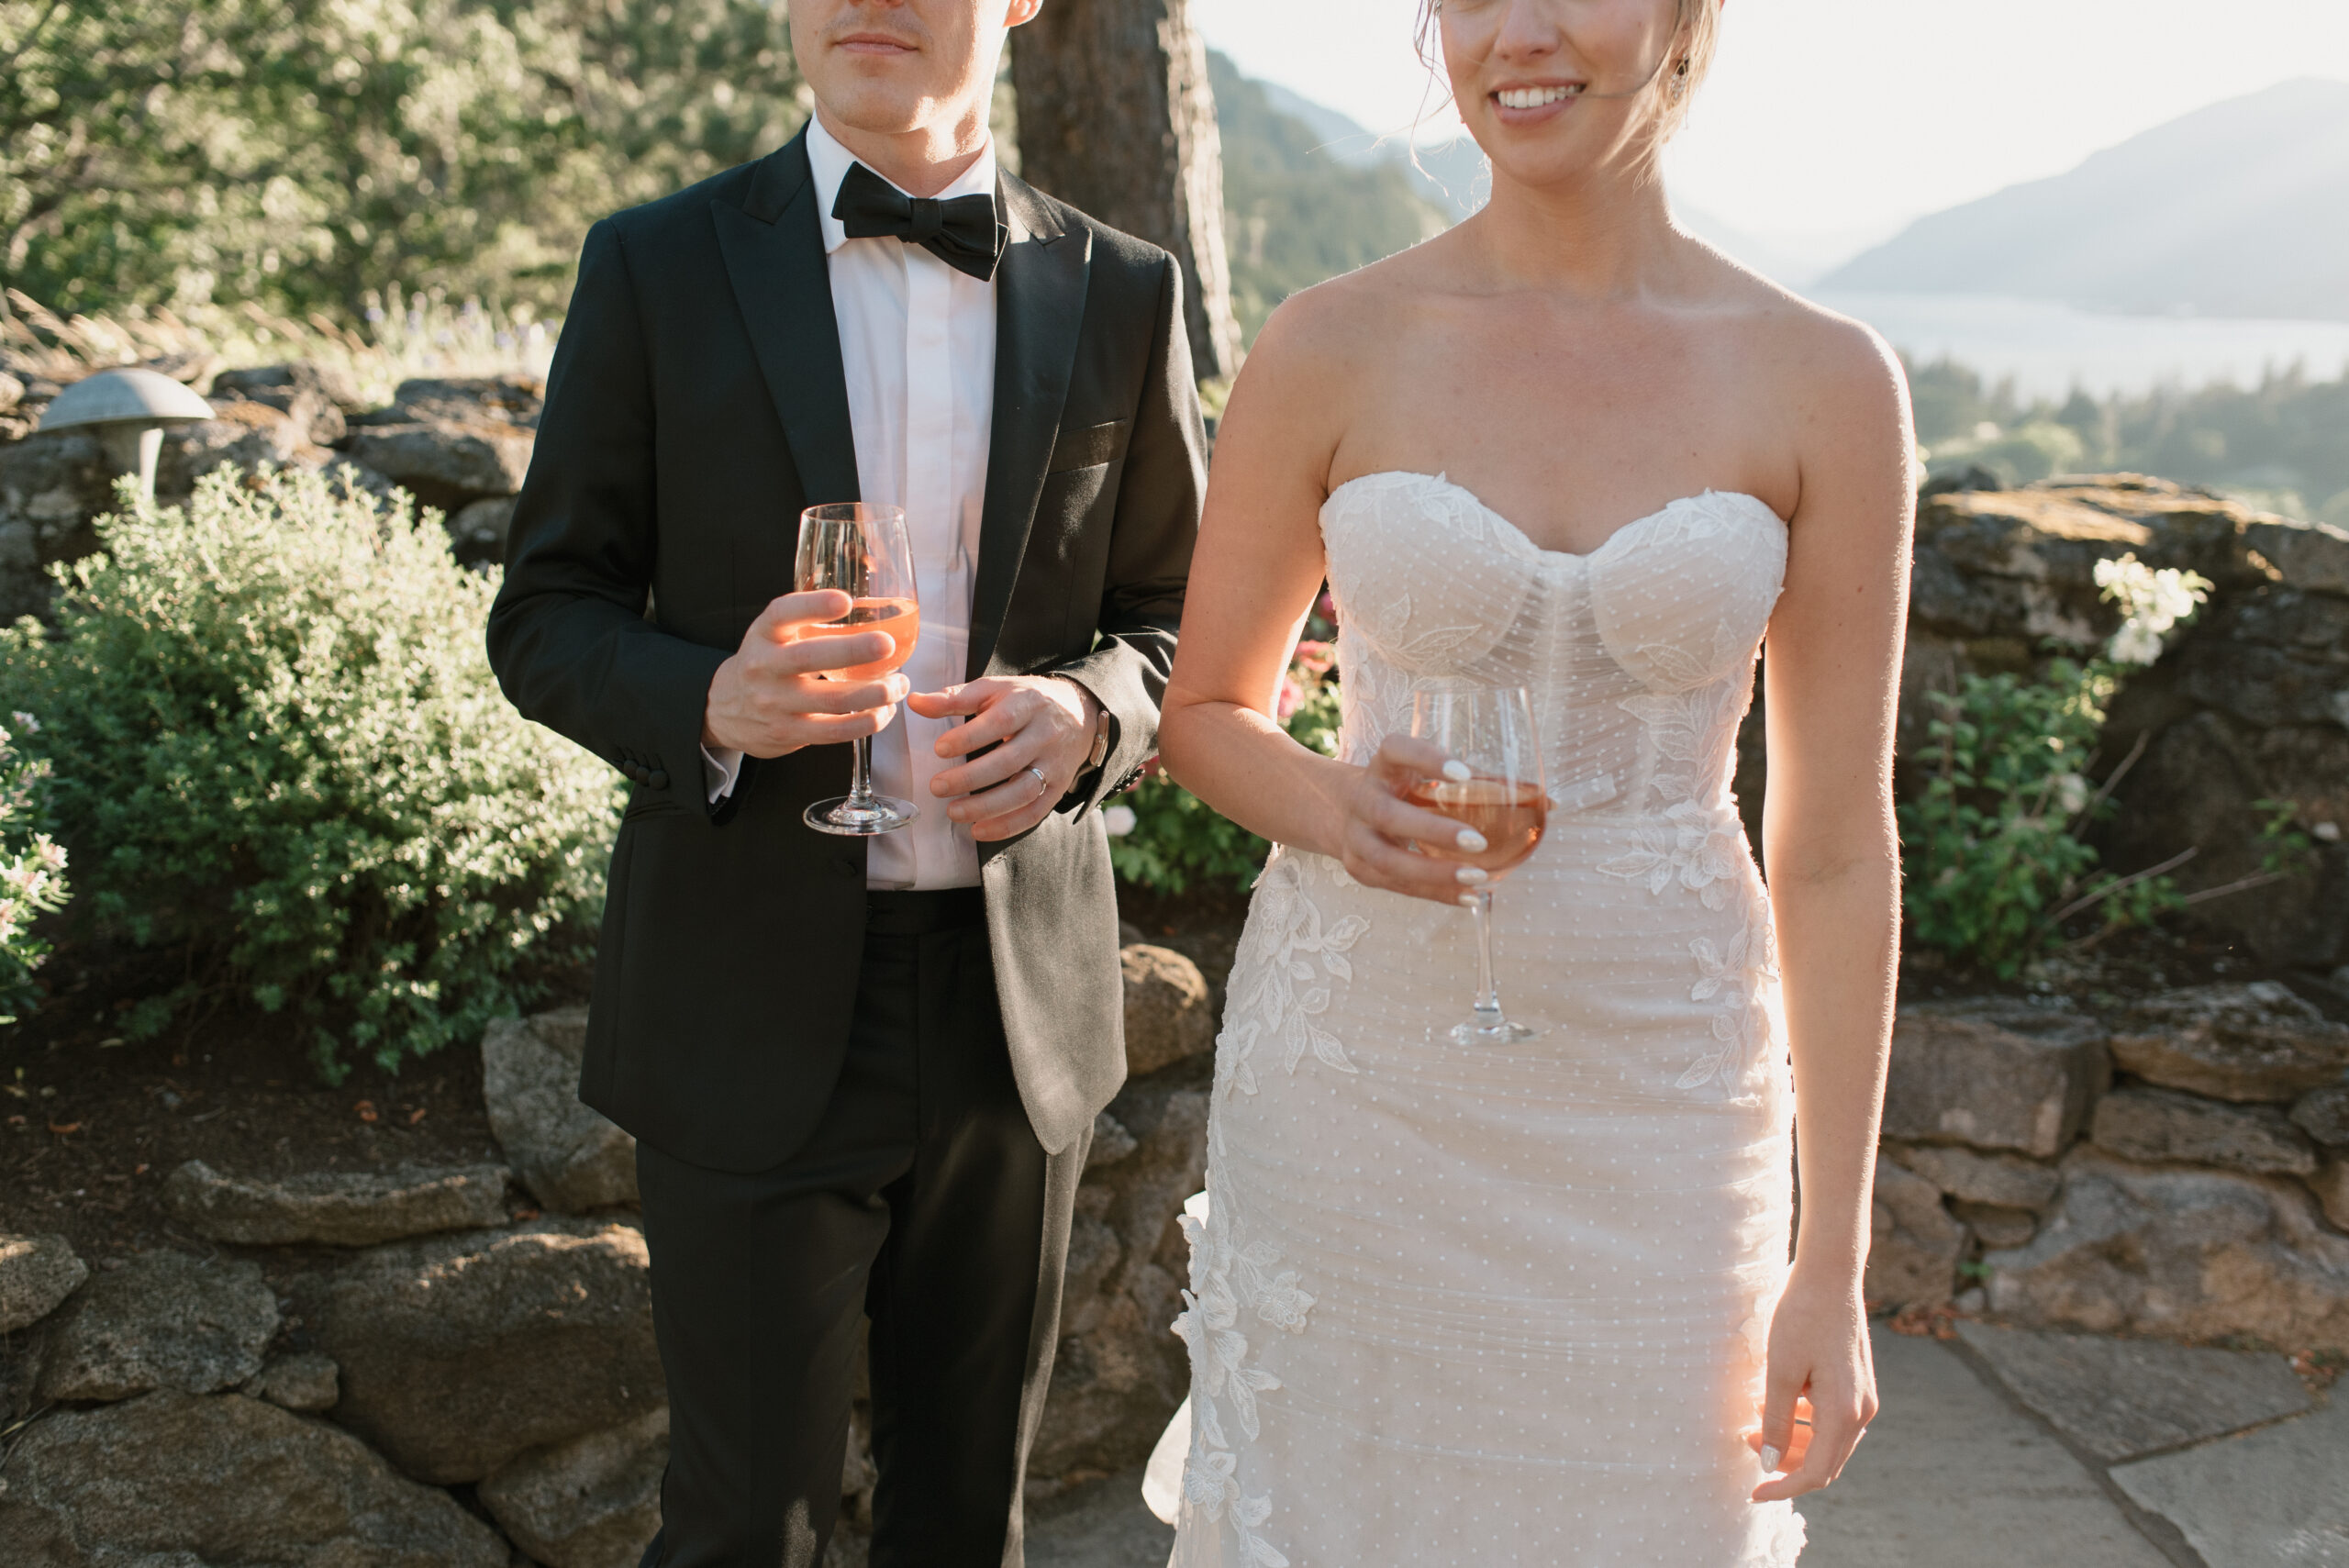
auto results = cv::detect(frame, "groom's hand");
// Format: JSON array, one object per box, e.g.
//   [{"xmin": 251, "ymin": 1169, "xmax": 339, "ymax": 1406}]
[
  {"xmin": 908, "ymin": 677, "xmax": 1101, "ymax": 842},
  {"xmin": 702, "ymin": 591, "xmax": 910, "ymax": 758}
]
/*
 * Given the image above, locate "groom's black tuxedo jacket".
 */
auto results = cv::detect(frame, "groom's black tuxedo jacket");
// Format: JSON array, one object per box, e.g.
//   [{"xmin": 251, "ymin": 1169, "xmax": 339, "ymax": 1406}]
[{"xmin": 487, "ymin": 128, "xmax": 1205, "ymax": 1174}]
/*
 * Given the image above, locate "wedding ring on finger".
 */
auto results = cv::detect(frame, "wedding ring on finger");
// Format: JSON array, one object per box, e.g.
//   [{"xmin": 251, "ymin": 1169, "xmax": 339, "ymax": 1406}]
[{"xmin": 1028, "ymin": 764, "xmax": 1049, "ymax": 796}]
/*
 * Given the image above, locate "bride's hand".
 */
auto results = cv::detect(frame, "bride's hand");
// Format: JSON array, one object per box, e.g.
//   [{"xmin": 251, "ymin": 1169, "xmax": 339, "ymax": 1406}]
[
  {"xmin": 1331, "ymin": 737, "xmax": 1490, "ymax": 905},
  {"xmin": 1747, "ymin": 1267, "xmax": 1877, "ymax": 1503}
]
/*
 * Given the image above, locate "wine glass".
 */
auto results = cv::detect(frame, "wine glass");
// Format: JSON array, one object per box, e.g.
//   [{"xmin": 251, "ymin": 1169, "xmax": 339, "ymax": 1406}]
[
  {"xmin": 797, "ymin": 503, "xmax": 922, "ymax": 837},
  {"xmin": 1409, "ymin": 684, "xmax": 1551, "ymax": 1044}
]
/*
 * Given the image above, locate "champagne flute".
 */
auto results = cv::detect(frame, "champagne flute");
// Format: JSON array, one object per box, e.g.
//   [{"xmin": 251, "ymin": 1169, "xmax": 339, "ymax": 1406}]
[
  {"xmin": 797, "ymin": 503, "xmax": 922, "ymax": 836},
  {"xmin": 1409, "ymin": 684, "xmax": 1551, "ymax": 1044}
]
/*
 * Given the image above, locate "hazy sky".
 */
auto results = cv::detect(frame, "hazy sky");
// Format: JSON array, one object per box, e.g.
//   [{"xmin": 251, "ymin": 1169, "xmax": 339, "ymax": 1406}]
[{"xmin": 1190, "ymin": 0, "xmax": 2349, "ymax": 269}]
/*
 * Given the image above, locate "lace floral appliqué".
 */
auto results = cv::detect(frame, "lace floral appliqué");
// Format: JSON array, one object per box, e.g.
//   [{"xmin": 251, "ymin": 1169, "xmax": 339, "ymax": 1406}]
[
  {"xmin": 1174, "ymin": 1184, "xmax": 1313, "ymax": 1567},
  {"xmin": 1681, "ymin": 920, "xmax": 1779, "ymax": 1093},
  {"xmin": 1217, "ymin": 853, "xmax": 1368, "ymax": 1100},
  {"xmin": 1598, "ymin": 801, "xmax": 1746, "ymax": 910}
]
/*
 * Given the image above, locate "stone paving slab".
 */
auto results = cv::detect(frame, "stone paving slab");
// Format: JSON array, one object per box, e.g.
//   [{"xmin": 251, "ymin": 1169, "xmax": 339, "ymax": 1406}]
[
  {"xmin": 1022, "ymin": 1326, "xmax": 2179, "ymax": 1568},
  {"xmin": 1956, "ymin": 1319, "xmax": 2312, "ymax": 1462},
  {"xmin": 1793, "ymin": 1326, "xmax": 2173, "ymax": 1568},
  {"xmin": 1027, "ymin": 1468, "xmax": 1173, "ymax": 1568},
  {"xmin": 2111, "ymin": 1396, "xmax": 2349, "ymax": 1567}
]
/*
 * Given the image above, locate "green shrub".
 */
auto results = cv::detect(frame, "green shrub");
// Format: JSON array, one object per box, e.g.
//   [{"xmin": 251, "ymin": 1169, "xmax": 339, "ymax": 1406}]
[
  {"xmin": 1898, "ymin": 555, "xmax": 2214, "ymax": 976},
  {"xmin": 0, "ymin": 468, "xmax": 622, "ymax": 1079},
  {"xmin": 1110, "ymin": 640, "xmax": 1341, "ymax": 895},
  {"xmin": 0, "ymin": 712, "xmax": 70, "ymax": 1025}
]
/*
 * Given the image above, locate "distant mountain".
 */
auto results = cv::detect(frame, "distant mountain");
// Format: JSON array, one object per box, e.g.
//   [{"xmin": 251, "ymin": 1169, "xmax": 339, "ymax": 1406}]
[
  {"xmin": 1822, "ymin": 78, "xmax": 2349, "ymax": 320},
  {"xmin": 1670, "ymin": 203, "xmax": 1837, "ymax": 288},
  {"xmin": 1208, "ymin": 52, "xmax": 1451, "ymax": 342},
  {"xmin": 1212, "ymin": 63, "xmax": 1828, "ymax": 292}
]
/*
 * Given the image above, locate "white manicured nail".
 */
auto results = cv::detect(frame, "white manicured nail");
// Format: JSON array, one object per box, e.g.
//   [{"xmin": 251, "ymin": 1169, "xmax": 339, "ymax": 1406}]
[
  {"xmin": 1456, "ymin": 828, "xmax": 1487, "ymax": 852},
  {"xmin": 1760, "ymin": 1445, "xmax": 1782, "ymax": 1472},
  {"xmin": 1455, "ymin": 866, "xmax": 1488, "ymax": 885},
  {"xmin": 1442, "ymin": 759, "xmax": 1473, "ymax": 782},
  {"xmin": 1458, "ymin": 894, "xmax": 1480, "ymax": 907}
]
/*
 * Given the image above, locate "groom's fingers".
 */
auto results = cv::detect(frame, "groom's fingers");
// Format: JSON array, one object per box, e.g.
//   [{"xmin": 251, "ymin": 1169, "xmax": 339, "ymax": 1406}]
[
  {"xmin": 918, "ymin": 682, "xmax": 1034, "ymax": 757},
  {"xmin": 751, "ymin": 589, "xmax": 853, "ymax": 640},
  {"xmin": 939, "ymin": 738, "xmax": 1041, "ymax": 811}
]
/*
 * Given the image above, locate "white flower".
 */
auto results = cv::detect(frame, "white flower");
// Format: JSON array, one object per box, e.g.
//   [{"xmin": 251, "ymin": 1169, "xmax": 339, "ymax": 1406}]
[
  {"xmin": 2095, "ymin": 553, "xmax": 2210, "ymax": 665},
  {"xmin": 8, "ymin": 711, "xmax": 36, "ymax": 734},
  {"xmin": 2108, "ymin": 623, "xmax": 2165, "ymax": 667},
  {"xmin": 2053, "ymin": 773, "xmax": 2090, "ymax": 816},
  {"xmin": 1102, "ymin": 804, "xmax": 1138, "ymax": 837}
]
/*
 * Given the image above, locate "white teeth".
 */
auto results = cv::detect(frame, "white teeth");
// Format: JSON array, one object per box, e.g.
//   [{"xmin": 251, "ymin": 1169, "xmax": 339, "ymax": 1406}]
[{"xmin": 1497, "ymin": 84, "xmax": 1580, "ymax": 110}]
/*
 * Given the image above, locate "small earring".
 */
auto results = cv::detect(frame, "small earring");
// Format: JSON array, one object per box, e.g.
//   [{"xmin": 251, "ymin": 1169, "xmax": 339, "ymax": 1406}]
[{"xmin": 1670, "ymin": 57, "xmax": 1690, "ymax": 99}]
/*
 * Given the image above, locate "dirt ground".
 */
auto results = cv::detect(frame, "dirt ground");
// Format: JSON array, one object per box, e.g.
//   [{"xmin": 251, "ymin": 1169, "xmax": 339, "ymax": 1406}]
[{"xmin": 0, "ymin": 944, "xmax": 587, "ymax": 1264}]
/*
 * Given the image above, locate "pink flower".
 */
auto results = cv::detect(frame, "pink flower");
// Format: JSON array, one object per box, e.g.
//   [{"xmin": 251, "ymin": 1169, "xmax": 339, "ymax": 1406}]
[
  {"xmin": 1276, "ymin": 673, "xmax": 1306, "ymax": 721},
  {"xmin": 1289, "ymin": 639, "xmax": 1335, "ymax": 678}
]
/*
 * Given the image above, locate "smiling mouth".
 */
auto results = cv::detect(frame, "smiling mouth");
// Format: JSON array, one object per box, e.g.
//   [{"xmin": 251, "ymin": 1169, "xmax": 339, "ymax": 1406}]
[{"xmin": 1494, "ymin": 84, "xmax": 1584, "ymax": 110}]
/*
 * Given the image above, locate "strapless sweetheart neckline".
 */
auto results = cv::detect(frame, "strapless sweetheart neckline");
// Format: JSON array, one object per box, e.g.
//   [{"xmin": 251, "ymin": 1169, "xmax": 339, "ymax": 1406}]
[{"xmin": 1327, "ymin": 469, "xmax": 1785, "ymax": 563}]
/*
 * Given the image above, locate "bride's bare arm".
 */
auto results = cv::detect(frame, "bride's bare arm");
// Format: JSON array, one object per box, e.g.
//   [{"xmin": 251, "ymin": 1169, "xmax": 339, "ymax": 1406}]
[
  {"xmin": 1158, "ymin": 302, "xmax": 1475, "ymax": 906},
  {"xmin": 1749, "ymin": 321, "xmax": 1913, "ymax": 1503}
]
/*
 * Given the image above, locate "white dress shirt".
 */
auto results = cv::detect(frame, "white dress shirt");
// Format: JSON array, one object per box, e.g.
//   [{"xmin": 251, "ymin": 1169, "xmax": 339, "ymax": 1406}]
[{"xmin": 707, "ymin": 113, "xmax": 999, "ymax": 890}]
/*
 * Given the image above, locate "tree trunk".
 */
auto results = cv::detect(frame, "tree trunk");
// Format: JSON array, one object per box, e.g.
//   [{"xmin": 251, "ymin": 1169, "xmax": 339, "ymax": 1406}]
[{"xmin": 1011, "ymin": 0, "xmax": 1240, "ymax": 378}]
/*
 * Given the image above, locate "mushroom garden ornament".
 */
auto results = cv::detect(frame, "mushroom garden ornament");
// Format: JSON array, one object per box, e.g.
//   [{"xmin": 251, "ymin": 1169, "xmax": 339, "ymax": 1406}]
[{"xmin": 37, "ymin": 366, "xmax": 216, "ymax": 503}]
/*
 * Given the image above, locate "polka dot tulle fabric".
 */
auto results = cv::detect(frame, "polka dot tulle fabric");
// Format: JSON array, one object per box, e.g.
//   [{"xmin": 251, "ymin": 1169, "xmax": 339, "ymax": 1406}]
[{"xmin": 1171, "ymin": 473, "xmax": 1807, "ymax": 1566}]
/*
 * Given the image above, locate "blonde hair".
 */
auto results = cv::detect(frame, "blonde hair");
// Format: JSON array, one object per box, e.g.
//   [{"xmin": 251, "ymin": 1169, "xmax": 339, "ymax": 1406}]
[{"xmin": 1415, "ymin": 0, "xmax": 1722, "ymax": 140}]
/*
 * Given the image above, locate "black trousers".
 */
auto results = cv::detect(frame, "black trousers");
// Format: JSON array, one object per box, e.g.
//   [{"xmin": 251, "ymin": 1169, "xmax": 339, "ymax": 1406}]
[{"xmin": 634, "ymin": 889, "xmax": 1086, "ymax": 1568}]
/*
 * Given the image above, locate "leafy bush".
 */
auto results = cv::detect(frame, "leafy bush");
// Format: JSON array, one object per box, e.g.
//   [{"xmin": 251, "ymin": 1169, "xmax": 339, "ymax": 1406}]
[
  {"xmin": 0, "ymin": 712, "xmax": 70, "ymax": 1025},
  {"xmin": 1899, "ymin": 555, "xmax": 2213, "ymax": 976},
  {"xmin": 1110, "ymin": 638, "xmax": 1342, "ymax": 895},
  {"xmin": 0, "ymin": 467, "xmax": 622, "ymax": 1078}
]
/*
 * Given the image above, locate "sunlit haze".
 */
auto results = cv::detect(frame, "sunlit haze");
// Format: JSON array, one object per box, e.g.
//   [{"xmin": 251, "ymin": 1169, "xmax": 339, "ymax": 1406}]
[{"xmin": 1190, "ymin": 0, "xmax": 2349, "ymax": 275}]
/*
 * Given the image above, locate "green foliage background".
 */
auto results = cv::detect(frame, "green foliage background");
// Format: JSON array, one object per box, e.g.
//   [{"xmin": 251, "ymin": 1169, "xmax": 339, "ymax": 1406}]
[
  {"xmin": 2, "ymin": 0, "xmax": 805, "ymax": 321},
  {"xmin": 1208, "ymin": 50, "xmax": 1447, "ymax": 345},
  {"xmin": 0, "ymin": 717, "xmax": 70, "ymax": 1025},
  {"xmin": 1911, "ymin": 358, "xmax": 2349, "ymax": 525},
  {"xmin": 0, "ymin": 468, "xmax": 623, "ymax": 1076}
]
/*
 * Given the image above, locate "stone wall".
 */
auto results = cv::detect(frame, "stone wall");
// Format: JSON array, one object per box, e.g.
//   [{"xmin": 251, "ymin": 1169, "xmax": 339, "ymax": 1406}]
[
  {"xmin": 0, "ymin": 954, "xmax": 1217, "ymax": 1568},
  {"xmin": 1900, "ymin": 476, "xmax": 2345, "ymax": 967},
  {"xmin": 0, "ymin": 356, "xmax": 534, "ymax": 624},
  {"xmin": 1865, "ymin": 984, "xmax": 2349, "ymax": 1351}
]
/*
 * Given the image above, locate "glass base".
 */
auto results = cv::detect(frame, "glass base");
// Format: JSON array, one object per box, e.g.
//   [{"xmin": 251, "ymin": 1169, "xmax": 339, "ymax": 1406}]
[
  {"xmin": 1435, "ymin": 1013, "xmax": 1548, "ymax": 1046},
  {"xmin": 805, "ymin": 794, "xmax": 920, "ymax": 837}
]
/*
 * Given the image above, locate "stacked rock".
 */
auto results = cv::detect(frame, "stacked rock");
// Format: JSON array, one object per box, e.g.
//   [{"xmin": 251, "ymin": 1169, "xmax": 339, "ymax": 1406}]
[
  {"xmin": 0, "ymin": 944, "xmax": 1223, "ymax": 1567},
  {"xmin": 1868, "ymin": 982, "xmax": 2349, "ymax": 1355}
]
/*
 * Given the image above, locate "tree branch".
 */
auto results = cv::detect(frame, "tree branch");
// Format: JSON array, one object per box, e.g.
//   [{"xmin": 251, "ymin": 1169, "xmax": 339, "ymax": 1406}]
[{"xmin": 2048, "ymin": 846, "xmax": 2198, "ymax": 926}]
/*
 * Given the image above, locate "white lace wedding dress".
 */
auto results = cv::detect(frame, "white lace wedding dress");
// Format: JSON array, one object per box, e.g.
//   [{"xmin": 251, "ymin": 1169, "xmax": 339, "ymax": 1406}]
[{"xmin": 1168, "ymin": 471, "xmax": 1806, "ymax": 1566}]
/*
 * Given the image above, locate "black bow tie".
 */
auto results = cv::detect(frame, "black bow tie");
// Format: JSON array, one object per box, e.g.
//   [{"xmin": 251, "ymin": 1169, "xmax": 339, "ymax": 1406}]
[{"xmin": 832, "ymin": 161, "xmax": 1005, "ymax": 282}]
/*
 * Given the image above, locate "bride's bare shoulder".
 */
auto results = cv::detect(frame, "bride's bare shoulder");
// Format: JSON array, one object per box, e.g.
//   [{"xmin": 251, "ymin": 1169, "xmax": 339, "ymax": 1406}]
[
  {"xmin": 1705, "ymin": 256, "xmax": 1906, "ymax": 415},
  {"xmin": 1247, "ymin": 238, "xmax": 1458, "ymax": 380}
]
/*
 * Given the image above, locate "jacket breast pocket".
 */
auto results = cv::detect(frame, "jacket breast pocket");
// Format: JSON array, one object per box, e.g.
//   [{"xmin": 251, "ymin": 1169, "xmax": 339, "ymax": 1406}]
[{"xmin": 1046, "ymin": 418, "xmax": 1131, "ymax": 474}]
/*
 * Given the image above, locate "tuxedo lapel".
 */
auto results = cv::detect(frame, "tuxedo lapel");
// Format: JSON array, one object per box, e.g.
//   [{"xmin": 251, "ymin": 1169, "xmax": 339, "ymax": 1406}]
[
  {"xmin": 711, "ymin": 129, "xmax": 862, "ymax": 508},
  {"xmin": 966, "ymin": 175, "xmax": 1093, "ymax": 681}
]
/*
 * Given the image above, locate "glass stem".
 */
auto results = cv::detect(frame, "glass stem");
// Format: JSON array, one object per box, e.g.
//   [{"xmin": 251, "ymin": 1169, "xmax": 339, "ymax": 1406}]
[
  {"xmin": 1470, "ymin": 886, "xmax": 1504, "ymax": 1030},
  {"xmin": 847, "ymin": 735, "xmax": 878, "ymax": 807}
]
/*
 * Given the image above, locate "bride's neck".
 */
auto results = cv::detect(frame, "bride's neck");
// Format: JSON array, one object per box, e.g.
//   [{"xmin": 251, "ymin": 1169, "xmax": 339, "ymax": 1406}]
[{"xmin": 1466, "ymin": 160, "xmax": 1685, "ymax": 298}]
